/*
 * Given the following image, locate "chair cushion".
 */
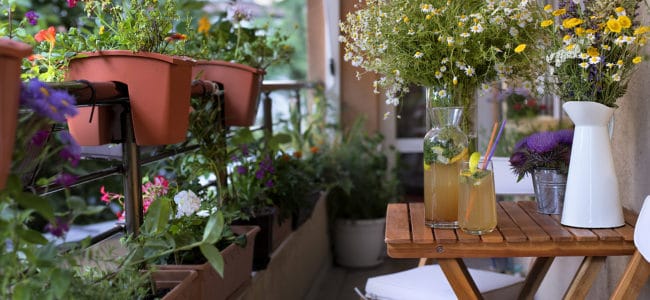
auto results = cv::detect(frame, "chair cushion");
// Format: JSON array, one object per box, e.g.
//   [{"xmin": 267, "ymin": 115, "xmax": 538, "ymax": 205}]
[
  {"xmin": 635, "ymin": 196, "xmax": 650, "ymax": 261},
  {"xmin": 365, "ymin": 265, "xmax": 524, "ymax": 300}
]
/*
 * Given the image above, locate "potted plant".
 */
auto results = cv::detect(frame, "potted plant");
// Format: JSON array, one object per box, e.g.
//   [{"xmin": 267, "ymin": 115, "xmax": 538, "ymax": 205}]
[
  {"xmin": 100, "ymin": 173, "xmax": 260, "ymax": 300},
  {"xmin": 509, "ymin": 129, "xmax": 573, "ymax": 214},
  {"xmin": 62, "ymin": 0, "xmax": 195, "ymax": 146},
  {"xmin": 318, "ymin": 119, "xmax": 401, "ymax": 268},
  {"xmin": 0, "ymin": 38, "xmax": 31, "ymax": 189},
  {"xmin": 181, "ymin": 2, "xmax": 294, "ymax": 126}
]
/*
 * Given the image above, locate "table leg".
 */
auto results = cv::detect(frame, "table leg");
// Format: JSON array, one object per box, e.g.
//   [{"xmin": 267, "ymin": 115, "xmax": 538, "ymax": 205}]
[
  {"xmin": 563, "ymin": 256, "xmax": 606, "ymax": 300},
  {"xmin": 418, "ymin": 258, "xmax": 433, "ymax": 267},
  {"xmin": 438, "ymin": 258, "xmax": 482, "ymax": 300},
  {"xmin": 517, "ymin": 257, "xmax": 554, "ymax": 300},
  {"xmin": 611, "ymin": 251, "xmax": 650, "ymax": 300}
]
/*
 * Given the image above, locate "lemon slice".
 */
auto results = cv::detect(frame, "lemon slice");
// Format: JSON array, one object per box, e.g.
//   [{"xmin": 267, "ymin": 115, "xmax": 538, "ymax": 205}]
[
  {"xmin": 449, "ymin": 148, "xmax": 468, "ymax": 164},
  {"xmin": 469, "ymin": 151, "xmax": 481, "ymax": 174}
]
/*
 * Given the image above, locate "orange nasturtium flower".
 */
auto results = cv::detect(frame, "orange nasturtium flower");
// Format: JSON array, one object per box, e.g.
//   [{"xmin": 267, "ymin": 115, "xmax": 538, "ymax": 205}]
[
  {"xmin": 34, "ymin": 26, "xmax": 56, "ymax": 47},
  {"xmin": 165, "ymin": 33, "xmax": 187, "ymax": 42},
  {"xmin": 198, "ymin": 16, "xmax": 211, "ymax": 34}
]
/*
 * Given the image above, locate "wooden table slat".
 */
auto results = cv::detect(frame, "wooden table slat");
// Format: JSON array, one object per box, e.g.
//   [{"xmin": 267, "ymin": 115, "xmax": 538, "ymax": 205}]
[
  {"xmin": 564, "ymin": 226, "xmax": 599, "ymax": 241},
  {"xmin": 433, "ymin": 228, "xmax": 458, "ymax": 244},
  {"xmin": 496, "ymin": 204, "xmax": 528, "ymax": 242},
  {"xmin": 518, "ymin": 201, "xmax": 574, "ymax": 242},
  {"xmin": 501, "ymin": 201, "xmax": 550, "ymax": 242},
  {"xmin": 409, "ymin": 203, "xmax": 434, "ymax": 244},
  {"xmin": 614, "ymin": 224, "xmax": 635, "ymax": 242},
  {"xmin": 385, "ymin": 203, "xmax": 411, "ymax": 243},
  {"xmin": 479, "ymin": 228, "xmax": 505, "ymax": 243},
  {"xmin": 592, "ymin": 228, "xmax": 624, "ymax": 241},
  {"xmin": 457, "ymin": 229, "xmax": 481, "ymax": 243}
]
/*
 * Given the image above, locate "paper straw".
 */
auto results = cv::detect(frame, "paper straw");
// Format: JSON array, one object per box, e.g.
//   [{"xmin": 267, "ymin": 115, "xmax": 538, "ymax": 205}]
[
  {"xmin": 484, "ymin": 119, "xmax": 507, "ymax": 169},
  {"xmin": 481, "ymin": 122, "xmax": 498, "ymax": 170}
]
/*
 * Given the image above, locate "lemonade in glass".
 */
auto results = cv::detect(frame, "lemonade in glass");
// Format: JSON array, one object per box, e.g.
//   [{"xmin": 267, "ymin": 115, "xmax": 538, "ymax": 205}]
[{"xmin": 458, "ymin": 159, "xmax": 497, "ymax": 235}]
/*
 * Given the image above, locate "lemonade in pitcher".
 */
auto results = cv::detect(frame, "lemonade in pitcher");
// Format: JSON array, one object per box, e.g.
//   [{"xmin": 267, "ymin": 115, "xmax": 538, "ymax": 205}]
[{"xmin": 423, "ymin": 107, "xmax": 468, "ymax": 228}]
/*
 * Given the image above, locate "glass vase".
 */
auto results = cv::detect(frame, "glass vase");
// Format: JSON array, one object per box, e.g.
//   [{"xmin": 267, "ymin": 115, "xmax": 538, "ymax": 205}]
[{"xmin": 423, "ymin": 106, "xmax": 468, "ymax": 228}]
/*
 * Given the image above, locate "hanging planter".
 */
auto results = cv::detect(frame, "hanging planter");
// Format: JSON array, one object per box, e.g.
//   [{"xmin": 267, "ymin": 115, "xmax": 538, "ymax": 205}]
[
  {"xmin": 66, "ymin": 50, "xmax": 195, "ymax": 146},
  {"xmin": 158, "ymin": 225, "xmax": 260, "ymax": 300},
  {"xmin": 192, "ymin": 60, "xmax": 265, "ymax": 127},
  {"xmin": 0, "ymin": 39, "xmax": 31, "ymax": 190}
]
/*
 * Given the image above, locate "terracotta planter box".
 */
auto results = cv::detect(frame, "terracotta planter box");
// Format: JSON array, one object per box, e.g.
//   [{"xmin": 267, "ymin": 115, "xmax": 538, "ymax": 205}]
[
  {"xmin": 158, "ymin": 225, "xmax": 260, "ymax": 300},
  {"xmin": 151, "ymin": 269, "xmax": 200, "ymax": 300},
  {"xmin": 66, "ymin": 50, "xmax": 195, "ymax": 146},
  {"xmin": 67, "ymin": 106, "xmax": 120, "ymax": 146},
  {"xmin": 272, "ymin": 208, "xmax": 293, "ymax": 251},
  {"xmin": 192, "ymin": 60, "xmax": 265, "ymax": 127},
  {"xmin": 0, "ymin": 39, "xmax": 31, "ymax": 190}
]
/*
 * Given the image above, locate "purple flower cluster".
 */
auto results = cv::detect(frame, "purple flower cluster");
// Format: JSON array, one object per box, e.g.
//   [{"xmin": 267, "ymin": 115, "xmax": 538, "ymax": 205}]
[
  {"xmin": 25, "ymin": 11, "xmax": 39, "ymax": 26},
  {"xmin": 45, "ymin": 217, "xmax": 70, "ymax": 238},
  {"xmin": 20, "ymin": 79, "xmax": 78, "ymax": 123},
  {"xmin": 509, "ymin": 129, "xmax": 574, "ymax": 181},
  {"xmin": 58, "ymin": 131, "xmax": 81, "ymax": 167}
]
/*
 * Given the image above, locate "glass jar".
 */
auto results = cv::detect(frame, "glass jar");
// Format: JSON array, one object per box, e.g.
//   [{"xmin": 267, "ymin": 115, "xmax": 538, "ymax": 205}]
[{"xmin": 423, "ymin": 106, "xmax": 468, "ymax": 228}]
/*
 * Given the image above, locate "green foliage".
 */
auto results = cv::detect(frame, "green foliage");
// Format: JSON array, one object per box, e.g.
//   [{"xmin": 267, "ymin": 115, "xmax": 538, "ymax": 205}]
[{"xmin": 319, "ymin": 119, "xmax": 401, "ymax": 220}]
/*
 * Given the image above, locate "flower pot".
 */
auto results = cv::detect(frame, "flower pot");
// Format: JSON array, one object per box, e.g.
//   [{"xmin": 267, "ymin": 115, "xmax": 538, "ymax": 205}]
[
  {"xmin": 192, "ymin": 60, "xmax": 265, "ymax": 127},
  {"xmin": 531, "ymin": 168, "xmax": 566, "ymax": 215},
  {"xmin": 0, "ymin": 39, "xmax": 31, "ymax": 190},
  {"xmin": 232, "ymin": 207, "xmax": 275, "ymax": 270},
  {"xmin": 158, "ymin": 225, "xmax": 260, "ymax": 300},
  {"xmin": 561, "ymin": 101, "xmax": 623, "ymax": 228},
  {"xmin": 66, "ymin": 51, "xmax": 195, "ymax": 146},
  {"xmin": 151, "ymin": 269, "xmax": 200, "ymax": 300},
  {"xmin": 67, "ymin": 106, "xmax": 119, "ymax": 146},
  {"xmin": 333, "ymin": 217, "xmax": 386, "ymax": 268}
]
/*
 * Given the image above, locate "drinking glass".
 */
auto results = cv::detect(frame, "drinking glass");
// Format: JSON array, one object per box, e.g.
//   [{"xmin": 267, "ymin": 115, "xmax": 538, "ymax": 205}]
[{"xmin": 458, "ymin": 160, "xmax": 497, "ymax": 235}]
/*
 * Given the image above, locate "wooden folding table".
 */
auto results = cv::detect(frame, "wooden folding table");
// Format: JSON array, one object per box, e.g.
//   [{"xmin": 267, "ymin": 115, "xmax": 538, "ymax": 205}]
[{"xmin": 385, "ymin": 201, "xmax": 637, "ymax": 299}]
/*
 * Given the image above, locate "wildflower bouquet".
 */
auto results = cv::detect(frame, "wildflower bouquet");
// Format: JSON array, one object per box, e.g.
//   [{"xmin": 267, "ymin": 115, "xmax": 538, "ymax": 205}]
[
  {"xmin": 509, "ymin": 129, "xmax": 573, "ymax": 182},
  {"xmin": 539, "ymin": 0, "xmax": 650, "ymax": 107},
  {"xmin": 339, "ymin": 0, "xmax": 545, "ymax": 111}
]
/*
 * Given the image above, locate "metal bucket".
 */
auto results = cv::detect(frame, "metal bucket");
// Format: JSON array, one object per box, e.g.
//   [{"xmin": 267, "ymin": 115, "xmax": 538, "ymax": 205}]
[{"xmin": 532, "ymin": 168, "xmax": 567, "ymax": 214}]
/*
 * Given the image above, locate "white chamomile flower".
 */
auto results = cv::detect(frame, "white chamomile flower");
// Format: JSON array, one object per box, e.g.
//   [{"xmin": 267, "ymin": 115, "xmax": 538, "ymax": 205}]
[
  {"xmin": 440, "ymin": 66, "xmax": 447, "ymax": 72},
  {"xmin": 579, "ymin": 53, "xmax": 589, "ymax": 60},
  {"xmin": 414, "ymin": 51, "xmax": 424, "ymax": 58},
  {"xmin": 470, "ymin": 23, "xmax": 484, "ymax": 33},
  {"xmin": 588, "ymin": 56, "xmax": 601, "ymax": 64},
  {"xmin": 460, "ymin": 32, "xmax": 470, "ymax": 38},
  {"xmin": 437, "ymin": 89, "xmax": 447, "ymax": 97},
  {"xmin": 612, "ymin": 73, "xmax": 622, "ymax": 81},
  {"xmin": 465, "ymin": 66, "xmax": 475, "ymax": 76},
  {"xmin": 579, "ymin": 62, "xmax": 589, "ymax": 69}
]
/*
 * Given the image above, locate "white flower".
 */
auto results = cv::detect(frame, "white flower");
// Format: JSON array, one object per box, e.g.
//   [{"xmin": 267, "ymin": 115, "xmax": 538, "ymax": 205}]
[
  {"xmin": 588, "ymin": 56, "xmax": 601, "ymax": 65},
  {"xmin": 437, "ymin": 89, "xmax": 447, "ymax": 98},
  {"xmin": 174, "ymin": 190, "xmax": 201, "ymax": 218},
  {"xmin": 460, "ymin": 32, "xmax": 470, "ymax": 38},
  {"xmin": 612, "ymin": 73, "xmax": 622, "ymax": 82},
  {"xmin": 579, "ymin": 62, "xmax": 589, "ymax": 69},
  {"xmin": 470, "ymin": 23, "xmax": 484, "ymax": 33},
  {"xmin": 465, "ymin": 66, "xmax": 475, "ymax": 76},
  {"xmin": 414, "ymin": 51, "xmax": 424, "ymax": 58}
]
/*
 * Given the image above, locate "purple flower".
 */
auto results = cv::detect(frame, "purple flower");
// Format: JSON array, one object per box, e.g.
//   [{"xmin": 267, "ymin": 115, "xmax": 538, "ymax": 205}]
[
  {"xmin": 45, "ymin": 217, "xmax": 70, "ymax": 238},
  {"xmin": 265, "ymin": 179, "xmax": 274, "ymax": 188},
  {"xmin": 20, "ymin": 79, "xmax": 78, "ymax": 122},
  {"xmin": 30, "ymin": 130, "xmax": 51, "ymax": 147},
  {"xmin": 556, "ymin": 129, "xmax": 574, "ymax": 145},
  {"xmin": 513, "ymin": 137, "xmax": 528, "ymax": 151},
  {"xmin": 231, "ymin": 155, "xmax": 239, "ymax": 162},
  {"xmin": 509, "ymin": 151, "xmax": 527, "ymax": 169},
  {"xmin": 241, "ymin": 144, "xmax": 249, "ymax": 156},
  {"xmin": 259, "ymin": 156, "xmax": 274, "ymax": 173},
  {"xmin": 236, "ymin": 165, "xmax": 247, "ymax": 175},
  {"xmin": 526, "ymin": 131, "xmax": 559, "ymax": 153},
  {"xmin": 58, "ymin": 131, "xmax": 81, "ymax": 166},
  {"xmin": 227, "ymin": 4, "xmax": 252, "ymax": 23},
  {"xmin": 255, "ymin": 169, "xmax": 265, "ymax": 180},
  {"xmin": 55, "ymin": 173, "xmax": 77, "ymax": 187},
  {"xmin": 25, "ymin": 11, "xmax": 39, "ymax": 25}
]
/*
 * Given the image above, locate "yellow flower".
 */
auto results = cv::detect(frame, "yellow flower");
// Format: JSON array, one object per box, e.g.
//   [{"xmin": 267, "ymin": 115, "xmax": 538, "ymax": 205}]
[
  {"xmin": 99, "ymin": 26, "xmax": 105, "ymax": 35},
  {"xmin": 575, "ymin": 27, "xmax": 585, "ymax": 36},
  {"xmin": 541, "ymin": 20, "xmax": 554, "ymax": 27},
  {"xmin": 552, "ymin": 8, "xmax": 566, "ymax": 16},
  {"xmin": 514, "ymin": 44, "xmax": 526, "ymax": 53},
  {"xmin": 587, "ymin": 47, "xmax": 599, "ymax": 57},
  {"xmin": 615, "ymin": 7, "xmax": 626, "ymax": 16},
  {"xmin": 565, "ymin": 43, "xmax": 576, "ymax": 51},
  {"xmin": 544, "ymin": 4, "xmax": 552, "ymax": 12},
  {"xmin": 403, "ymin": 16, "xmax": 410, "ymax": 23},
  {"xmin": 563, "ymin": 18, "xmax": 584, "ymax": 29},
  {"xmin": 634, "ymin": 26, "xmax": 650, "ymax": 35},
  {"xmin": 633, "ymin": 56, "xmax": 643, "ymax": 64},
  {"xmin": 618, "ymin": 16, "xmax": 632, "ymax": 29},
  {"xmin": 198, "ymin": 16, "xmax": 211, "ymax": 34},
  {"xmin": 607, "ymin": 18, "xmax": 622, "ymax": 33},
  {"xmin": 563, "ymin": 34, "xmax": 571, "ymax": 42}
]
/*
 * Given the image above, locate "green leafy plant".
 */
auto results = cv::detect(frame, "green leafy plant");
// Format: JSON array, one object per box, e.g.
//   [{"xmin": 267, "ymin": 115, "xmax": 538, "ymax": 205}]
[
  {"xmin": 179, "ymin": 3, "xmax": 294, "ymax": 69},
  {"xmin": 319, "ymin": 119, "xmax": 401, "ymax": 220}
]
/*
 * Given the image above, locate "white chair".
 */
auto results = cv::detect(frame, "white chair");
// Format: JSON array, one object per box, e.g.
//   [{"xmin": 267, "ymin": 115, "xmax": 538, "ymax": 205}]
[
  {"xmin": 610, "ymin": 195, "xmax": 650, "ymax": 299},
  {"xmin": 362, "ymin": 157, "xmax": 532, "ymax": 300}
]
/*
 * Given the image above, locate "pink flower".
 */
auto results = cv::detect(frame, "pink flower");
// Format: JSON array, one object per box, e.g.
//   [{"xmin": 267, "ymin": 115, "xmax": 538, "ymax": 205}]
[{"xmin": 67, "ymin": 0, "xmax": 78, "ymax": 8}]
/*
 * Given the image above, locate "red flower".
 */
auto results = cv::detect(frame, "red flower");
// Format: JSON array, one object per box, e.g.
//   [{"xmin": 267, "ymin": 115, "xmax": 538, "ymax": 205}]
[
  {"xmin": 34, "ymin": 26, "xmax": 56, "ymax": 47},
  {"xmin": 165, "ymin": 33, "xmax": 187, "ymax": 42}
]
